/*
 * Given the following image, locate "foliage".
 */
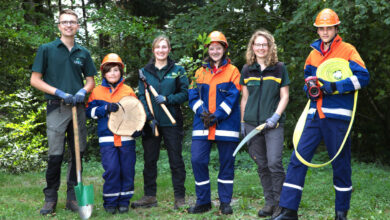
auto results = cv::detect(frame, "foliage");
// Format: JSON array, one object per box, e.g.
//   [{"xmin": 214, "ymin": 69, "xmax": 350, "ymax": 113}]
[{"xmin": 0, "ymin": 90, "xmax": 47, "ymax": 173}]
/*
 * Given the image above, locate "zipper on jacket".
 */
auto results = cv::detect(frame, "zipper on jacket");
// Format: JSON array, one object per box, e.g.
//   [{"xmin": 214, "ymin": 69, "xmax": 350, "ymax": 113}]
[{"xmin": 257, "ymin": 74, "xmax": 264, "ymax": 125}]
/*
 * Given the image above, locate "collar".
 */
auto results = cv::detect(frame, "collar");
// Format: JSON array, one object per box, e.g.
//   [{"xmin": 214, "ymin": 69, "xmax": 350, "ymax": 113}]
[
  {"xmin": 144, "ymin": 57, "xmax": 175, "ymax": 76},
  {"xmin": 202, "ymin": 59, "xmax": 230, "ymax": 73},
  {"xmin": 54, "ymin": 38, "xmax": 81, "ymax": 51},
  {"xmin": 248, "ymin": 62, "xmax": 277, "ymax": 73},
  {"xmin": 311, "ymin": 35, "xmax": 342, "ymax": 56},
  {"xmin": 102, "ymin": 77, "xmax": 124, "ymax": 89}
]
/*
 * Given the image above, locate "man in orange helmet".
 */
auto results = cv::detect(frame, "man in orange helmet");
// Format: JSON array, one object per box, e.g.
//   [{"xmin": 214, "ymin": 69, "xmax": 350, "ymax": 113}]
[{"xmin": 271, "ymin": 8, "xmax": 369, "ymax": 220}]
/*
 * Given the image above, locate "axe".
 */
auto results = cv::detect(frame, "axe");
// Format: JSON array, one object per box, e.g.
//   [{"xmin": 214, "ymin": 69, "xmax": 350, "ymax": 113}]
[{"xmin": 139, "ymin": 69, "xmax": 176, "ymax": 125}]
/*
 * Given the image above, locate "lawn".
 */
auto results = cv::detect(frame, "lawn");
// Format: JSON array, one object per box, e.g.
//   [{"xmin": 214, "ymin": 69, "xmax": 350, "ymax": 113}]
[{"xmin": 0, "ymin": 143, "xmax": 389, "ymax": 220}]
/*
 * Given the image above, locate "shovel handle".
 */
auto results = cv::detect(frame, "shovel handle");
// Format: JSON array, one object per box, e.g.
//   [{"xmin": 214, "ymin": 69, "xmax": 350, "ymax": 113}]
[
  {"xmin": 145, "ymin": 88, "xmax": 159, "ymax": 136},
  {"xmin": 72, "ymin": 106, "xmax": 82, "ymax": 183},
  {"xmin": 148, "ymin": 86, "xmax": 176, "ymax": 125}
]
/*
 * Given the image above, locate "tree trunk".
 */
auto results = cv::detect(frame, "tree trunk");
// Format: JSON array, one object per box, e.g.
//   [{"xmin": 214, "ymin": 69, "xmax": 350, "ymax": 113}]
[{"xmin": 81, "ymin": 0, "xmax": 89, "ymax": 46}]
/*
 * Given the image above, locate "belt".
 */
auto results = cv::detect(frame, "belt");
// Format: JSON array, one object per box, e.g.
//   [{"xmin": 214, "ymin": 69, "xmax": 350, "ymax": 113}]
[{"xmin": 47, "ymin": 99, "xmax": 62, "ymax": 105}]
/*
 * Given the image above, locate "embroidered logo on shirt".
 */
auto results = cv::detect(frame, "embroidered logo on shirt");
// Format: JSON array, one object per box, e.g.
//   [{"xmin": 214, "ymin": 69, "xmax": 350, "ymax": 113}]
[
  {"xmin": 74, "ymin": 57, "xmax": 84, "ymax": 66},
  {"xmin": 164, "ymin": 72, "xmax": 180, "ymax": 79}
]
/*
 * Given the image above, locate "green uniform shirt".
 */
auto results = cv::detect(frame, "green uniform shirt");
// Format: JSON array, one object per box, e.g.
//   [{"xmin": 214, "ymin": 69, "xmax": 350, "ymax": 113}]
[
  {"xmin": 32, "ymin": 38, "xmax": 97, "ymax": 100},
  {"xmin": 240, "ymin": 62, "xmax": 290, "ymax": 126}
]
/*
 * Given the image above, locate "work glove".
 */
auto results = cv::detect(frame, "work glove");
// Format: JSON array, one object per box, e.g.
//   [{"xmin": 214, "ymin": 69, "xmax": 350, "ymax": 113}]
[
  {"xmin": 318, "ymin": 78, "xmax": 336, "ymax": 95},
  {"xmin": 154, "ymin": 95, "xmax": 167, "ymax": 105},
  {"xmin": 240, "ymin": 122, "xmax": 246, "ymax": 137},
  {"xmin": 74, "ymin": 88, "xmax": 87, "ymax": 104},
  {"xmin": 200, "ymin": 110, "xmax": 210, "ymax": 123},
  {"xmin": 149, "ymin": 119, "xmax": 159, "ymax": 134},
  {"xmin": 132, "ymin": 130, "xmax": 142, "ymax": 138},
  {"xmin": 265, "ymin": 113, "xmax": 280, "ymax": 129},
  {"xmin": 205, "ymin": 114, "xmax": 218, "ymax": 128},
  {"xmin": 106, "ymin": 103, "xmax": 119, "ymax": 113},
  {"xmin": 55, "ymin": 89, "xmax": 73, "ymax": 105}
]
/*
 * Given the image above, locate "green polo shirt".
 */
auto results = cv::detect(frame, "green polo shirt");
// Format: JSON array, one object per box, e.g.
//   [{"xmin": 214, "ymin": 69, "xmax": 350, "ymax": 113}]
[
  {"xmin": 240, "ymin": 62, "xmax": 290, "ymax": 126},
  {"xmin": 32, "ymin": 38, "xmax": 97, "ymax": 100}
]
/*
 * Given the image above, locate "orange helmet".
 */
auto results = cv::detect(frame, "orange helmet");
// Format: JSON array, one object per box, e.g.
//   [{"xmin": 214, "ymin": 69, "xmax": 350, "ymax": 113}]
[
  {"xmin": 207, "ymin": 31, "xmax": 228, "ymax": 48},
  {"xmin": 314, "ymin": 8, "xmax": 341, "ymax": 27},
  {"xmin": 100, "ymin": 53, "xmax": 124, "ymax": 71}
]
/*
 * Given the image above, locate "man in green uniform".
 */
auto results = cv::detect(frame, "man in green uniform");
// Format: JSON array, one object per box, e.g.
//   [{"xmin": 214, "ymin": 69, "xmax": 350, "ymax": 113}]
[{"xmin": 30, "ymin": 9, "xmax": 96, "ymax": 215}]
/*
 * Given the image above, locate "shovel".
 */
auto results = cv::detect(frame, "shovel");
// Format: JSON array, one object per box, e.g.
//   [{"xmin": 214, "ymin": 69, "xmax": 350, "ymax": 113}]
[{"xmin": 72, "ymin": 106, "xmax": 94, "ymax": 219}]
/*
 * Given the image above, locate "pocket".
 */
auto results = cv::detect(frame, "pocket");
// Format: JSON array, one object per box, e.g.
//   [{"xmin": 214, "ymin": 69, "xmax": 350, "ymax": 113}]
[{"xmin": 47, "ymin": 103, "xmax": 60, "ymax": 115}]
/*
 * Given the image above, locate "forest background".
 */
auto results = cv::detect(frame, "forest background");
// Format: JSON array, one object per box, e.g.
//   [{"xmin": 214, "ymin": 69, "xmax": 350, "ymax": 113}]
[{"xmin": 0, "ymin": 0, "xmax": 389, "ymax": 173}]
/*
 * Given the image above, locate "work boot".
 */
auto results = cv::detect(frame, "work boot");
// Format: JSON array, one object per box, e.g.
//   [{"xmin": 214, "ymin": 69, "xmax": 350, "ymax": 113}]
[
  {"xmin": 335, "ymin": 210, "xmax": 348, "ymax": 220},
  {"xmin": 271, "ymin": 206, "xmax": 283, "ymax": 218},
  {"xmin": 174, "ymin": 197, "xmax": 186, "ymax": 209},
  {"xmin": 187, "ymin": 203, "xmax": 212, "ymax": 214},
  {"xmin": 104, "ymin": 206, "xmax": 117, "ymax": 214},
  {"xmin": 219, "ymin": 202, "xmax": 233, "ymax": 215},
  {"xmin": 131, "ymin": 196, "xmax": 157, "ymax": 208},
  {"xmin": 270, "ymin": 207, "xmax": 298, "ymax": 220},
  {"xmin": 65, "ymin": 200, "xmax": 79, "ymax": 212},
  {"xmin": 258, "ymin": 204, "xmax": 274, "ymax": 217},
  {"xmin": 118, "ymin": 206, "xmax": 129, "ymax": 214},
  {"xmin": 40, "ymin": 201, "xmax": 57, "ymax": 215}
]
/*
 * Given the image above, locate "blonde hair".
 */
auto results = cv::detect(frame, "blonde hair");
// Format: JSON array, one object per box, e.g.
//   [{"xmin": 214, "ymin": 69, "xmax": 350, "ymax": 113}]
[
  {"xmin": 59, "ymin": 9, "xmax": 78, "ymax": 20},
  {"xmin": 245, "ymin": 29, "xmax": 278, "ymax": 66},
  {"xmin": 152, "ymin": 35, "xmax": 171, "ymax": 51}
]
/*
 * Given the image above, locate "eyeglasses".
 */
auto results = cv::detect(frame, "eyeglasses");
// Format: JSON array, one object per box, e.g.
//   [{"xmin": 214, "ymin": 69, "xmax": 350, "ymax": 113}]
[
  {"xmin": 59, "ymin": 20, "xmax": 78, "ymax": 26},
  {"xmin": 253, "ymin": 43, "xmax": 268, "ymax": 48}
]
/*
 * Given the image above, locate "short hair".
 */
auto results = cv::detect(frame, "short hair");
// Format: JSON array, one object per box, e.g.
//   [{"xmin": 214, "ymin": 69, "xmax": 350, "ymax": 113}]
[
  {"xmin": 152, "ymin": 35, "xmax": 171, "ymax": 51},
  {"xmin": 245, "ymin": 29, "xmax": 278, "ymax": 66},
  {"xmin": 102, "ymin": 63, "xmax": 124, "ymax": 78},
  {"xmin": 59, "ymin": 9, "xmax": 78, "ymax": 20}
]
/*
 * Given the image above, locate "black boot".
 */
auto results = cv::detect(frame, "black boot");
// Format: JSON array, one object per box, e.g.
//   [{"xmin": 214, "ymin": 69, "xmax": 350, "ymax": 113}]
[
  {"xmin": 104, "ymin": 206, "xmax": 117, "ymax": 214},
  {"xmin": 219, "ymin": 202, "xmax": 233, "ymax": 215},
  {"xmin": 40, "ymin": 201, "xmax": 57, "ymax": 215},
  {"xmin": 335, "ymin": 210, "xmax": 348, "ymax": 220},
  {"xmin": 270, "ymin": 207, "xmax": 298, "ymax": 220},
  {"xmin": 118, "ymin": 206, "xmax": 129, "ymax": 214},
  {"xmin": 187, "ymin": 203, "xmax": 212, "ymax": 214}
]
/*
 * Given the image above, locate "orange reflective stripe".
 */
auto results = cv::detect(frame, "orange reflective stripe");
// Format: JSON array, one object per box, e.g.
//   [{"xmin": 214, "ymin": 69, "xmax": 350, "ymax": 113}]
[
  {"xmin": 316, "ymin": 96, "xmax": 325, "ymax": 119},
  {"xmin": 114, "ymin": 134, "xmax": 122, "ymax": 147},
  {"xmin": 208, "ymin": 125, "xmax": 216, "ymax": 140}
]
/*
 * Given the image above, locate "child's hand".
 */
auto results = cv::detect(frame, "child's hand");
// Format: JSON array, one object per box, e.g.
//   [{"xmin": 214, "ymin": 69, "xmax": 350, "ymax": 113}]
[{"xmin": 106, "ymin": 103, "xmax": 119, "ymax": 112}]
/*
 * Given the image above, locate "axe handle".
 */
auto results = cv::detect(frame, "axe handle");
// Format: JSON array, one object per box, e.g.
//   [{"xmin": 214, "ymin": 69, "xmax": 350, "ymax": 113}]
[
  {"xmin": 72, "ymin": 106, "xmax": 82, "ymax": 183},
  {"xmin": 148, "ymin": 85, "xmax": 177, "ymax": 125},
  {"xmin": 145, "ymin": 88, "xmax": 159, "ymax": 136}
]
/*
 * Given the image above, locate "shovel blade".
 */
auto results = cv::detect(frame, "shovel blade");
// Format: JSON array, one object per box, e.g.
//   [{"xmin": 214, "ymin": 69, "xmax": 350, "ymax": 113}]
[
  {"xmin": 79, "ymin": 204, "xmax": 93, "ymax": 220},
  {"xmin": 75, "ymin": 183, "xmax": 94, "ymax": 219}
]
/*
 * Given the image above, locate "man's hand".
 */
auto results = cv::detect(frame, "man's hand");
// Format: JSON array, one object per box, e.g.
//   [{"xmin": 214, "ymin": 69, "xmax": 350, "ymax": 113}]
[
  {"xmin": 74, "ymin": 88, "xmax": 87, "ymax": 104},
  {"xmin": 154, "ymin": 95, "xmax": 167, "ymax": 105},
  {"xmin": 106, "ymin": 103, "xmax": 119, "ymax": 113},
  {"xmin": 318, "ymin": 78, "xmax": 336, "ymax": 95},
  {"xmin": 265, "ymin": 113, "xmax": 280, "ymax": 129},
  {"xmin": 55, "ymin": 89, "xmax": 73, "ymax": 105}
]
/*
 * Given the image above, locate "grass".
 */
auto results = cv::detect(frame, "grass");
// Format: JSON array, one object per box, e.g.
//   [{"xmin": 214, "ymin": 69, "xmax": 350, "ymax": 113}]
[{"xmin": 0, "ymin": 142, "xmax": 389, "ymax": 219}]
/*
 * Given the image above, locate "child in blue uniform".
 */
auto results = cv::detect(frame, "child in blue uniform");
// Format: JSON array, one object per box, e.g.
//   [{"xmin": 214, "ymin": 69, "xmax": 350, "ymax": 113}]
[{"xmin": 86, "ymin": 53, "xmax": 142, "ymax": 214}]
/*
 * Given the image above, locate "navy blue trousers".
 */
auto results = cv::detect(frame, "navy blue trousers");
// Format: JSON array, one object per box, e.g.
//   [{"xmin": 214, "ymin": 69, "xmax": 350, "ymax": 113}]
[
  {"xmin": 191, "ymin": 140, "xmax": 237, "ymax": 205},
  {"xmin": 100, "ymin": 144, "xmax": 136, "ymax": 208},
  {"xmin": 279, "ymin": 115, "xmax": 352, "ymax": 211}
]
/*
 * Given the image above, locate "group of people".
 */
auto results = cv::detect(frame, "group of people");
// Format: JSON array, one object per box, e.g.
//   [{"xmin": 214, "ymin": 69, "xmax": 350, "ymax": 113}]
[{"xmin": 31, "ymin": 8, "xmax": 369, "ymax": 220}]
